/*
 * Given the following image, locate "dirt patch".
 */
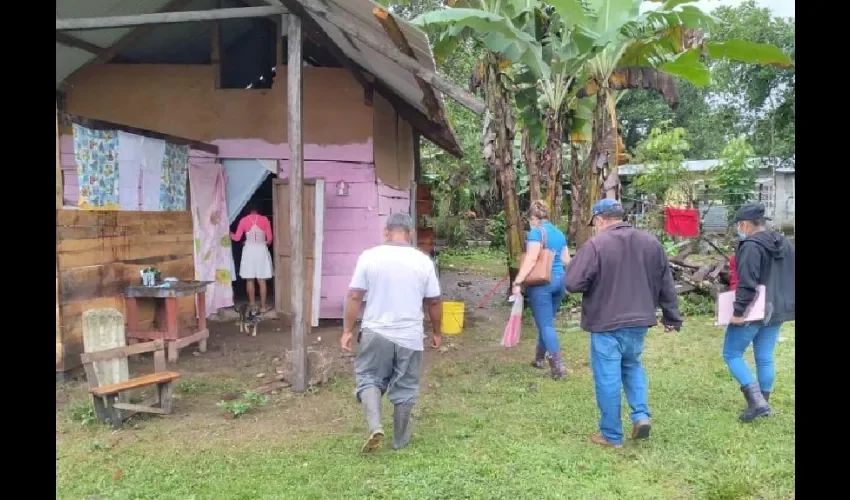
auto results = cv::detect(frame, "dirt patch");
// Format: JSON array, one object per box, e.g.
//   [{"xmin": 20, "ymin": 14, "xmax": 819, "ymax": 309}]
[
  {"xmin": 55, "ymin": 271, "xmax": 530, "ymax": 445},
  {"xmin": 440, "ymin": 271, "xmax": 509, "ymax": 316}
]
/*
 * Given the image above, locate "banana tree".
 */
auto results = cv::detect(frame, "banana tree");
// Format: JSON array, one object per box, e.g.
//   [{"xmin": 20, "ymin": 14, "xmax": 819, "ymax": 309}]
[
  {"xmin": 507, "ymin": 1, "xmax": 602, "ymax": 227},
  {"xmin": 413, "ymin": 1, "xmax": 544, "ymax": 282},
  {"xmin": 564, "ymin": 0, "xmax": 793, "ymax": 247}
]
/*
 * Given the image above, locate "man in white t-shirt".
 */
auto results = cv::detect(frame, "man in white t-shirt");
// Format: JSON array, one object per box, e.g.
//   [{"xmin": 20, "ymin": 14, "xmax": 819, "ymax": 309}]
[{"xmin": 341, "ymin": 212, "xmax": 442, "ymax": 453}]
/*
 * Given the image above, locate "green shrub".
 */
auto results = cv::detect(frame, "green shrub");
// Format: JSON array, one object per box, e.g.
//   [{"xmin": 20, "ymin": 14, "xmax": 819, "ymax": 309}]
[{"xmin": 488, "ymin": 211, "xmax": 507, "ymax": 249}]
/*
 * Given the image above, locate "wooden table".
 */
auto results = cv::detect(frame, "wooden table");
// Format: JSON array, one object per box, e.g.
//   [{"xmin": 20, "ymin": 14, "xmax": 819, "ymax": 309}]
[{"xmin": 124, "ymin": 281, "xmax": 212, "ymax": 362}]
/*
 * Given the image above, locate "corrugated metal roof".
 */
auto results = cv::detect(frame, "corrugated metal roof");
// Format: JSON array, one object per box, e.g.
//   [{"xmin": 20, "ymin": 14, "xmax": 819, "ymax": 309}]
[
  {"xmin": 56, "ymin": 0, "xmax": 177, "ymax": 83},
  {"xmin": 310, "ymin": 0, "xmax": 437, "ymax": 120},
  {"xmin": 620, "ymin": 157, "xmax": 793, "ymax": 176},
  {"xmin": 55, "ymin": 0, "xmax": 461, "ymax": 156}
]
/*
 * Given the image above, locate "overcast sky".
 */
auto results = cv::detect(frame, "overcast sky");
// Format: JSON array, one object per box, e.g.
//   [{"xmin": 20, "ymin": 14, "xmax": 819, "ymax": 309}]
[{"xmin": 686, "ymin": 0, "xmax": 794, "ymax": 18}]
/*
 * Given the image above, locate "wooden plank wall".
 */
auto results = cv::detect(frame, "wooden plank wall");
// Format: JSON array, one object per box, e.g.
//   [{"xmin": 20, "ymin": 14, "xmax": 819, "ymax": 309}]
[{"xmin": 56, "ymin": 210, "xmax": 196, "ymax": 373}]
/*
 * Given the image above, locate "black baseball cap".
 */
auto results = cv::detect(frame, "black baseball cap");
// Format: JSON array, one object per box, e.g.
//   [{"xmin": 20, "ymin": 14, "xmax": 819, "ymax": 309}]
[{"xmin": 732, "ymin": 203, "xmax": 771, "ymax": 224}]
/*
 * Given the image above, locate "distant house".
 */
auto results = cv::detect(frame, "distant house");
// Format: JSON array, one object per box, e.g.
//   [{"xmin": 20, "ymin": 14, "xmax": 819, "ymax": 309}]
[{"xmin": 619, "ymin": 157, "xmax": 795, "ymax": 233}]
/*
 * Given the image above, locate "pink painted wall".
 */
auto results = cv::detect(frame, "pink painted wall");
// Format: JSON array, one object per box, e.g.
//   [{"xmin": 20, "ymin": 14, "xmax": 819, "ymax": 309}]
[
  {"xmin": 59, "ymin": 136, "xmax": 78, "ymax": 206},
  {"xmin": 60, "ymin": 136, "xmax": 409, "ymax": 321},
  {"xmin": 277, "ymin": 158, "xmax": 382, "ymax": 318},
  {"xmin": 377, "ymin": 182, "xmax": 411, "ymax": 232}
]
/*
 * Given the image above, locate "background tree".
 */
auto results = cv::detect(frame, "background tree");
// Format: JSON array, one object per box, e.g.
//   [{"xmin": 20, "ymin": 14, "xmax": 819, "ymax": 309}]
[{"xmin": 711, "ymin": 135, "xmax": 759, "ymax": 220}]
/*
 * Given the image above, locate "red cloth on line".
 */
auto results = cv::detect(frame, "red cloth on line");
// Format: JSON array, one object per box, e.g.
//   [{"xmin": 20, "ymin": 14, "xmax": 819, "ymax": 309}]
[
  {"xmin": 663, "ymin": 207, "xmax": 700, "ymax": 238},
  {"xmin": 729, "ymin": 255, "xmax": 738, "ymax": 291}
]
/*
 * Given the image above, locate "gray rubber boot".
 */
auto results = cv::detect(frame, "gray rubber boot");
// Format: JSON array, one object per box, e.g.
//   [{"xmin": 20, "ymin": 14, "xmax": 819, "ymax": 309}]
[
  {"xmin": 531, "ymin": 344, "xmax": 546, "ymax": 369},
  {"xmin": 391, "ymin": 402, "xmax": 415, "ymax": 450},
  {"xmin": 739, "ymin": 383, "xmax": 771, "ymax": 422},
  {"xmin": 360, "ymin": 387, "xmax": 384, "ymax": 452}
]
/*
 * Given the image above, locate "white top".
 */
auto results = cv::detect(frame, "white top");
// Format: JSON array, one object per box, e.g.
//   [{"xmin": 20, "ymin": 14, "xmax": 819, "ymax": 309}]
[{"xmin": 349, "ymin": 243, "xmax": 441, "ymax": 351}]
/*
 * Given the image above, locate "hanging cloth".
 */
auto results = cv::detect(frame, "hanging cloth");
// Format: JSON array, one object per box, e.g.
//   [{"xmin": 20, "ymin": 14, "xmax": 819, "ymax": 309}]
[
  {"xmin": 663, "ymin": 207, "xmax": 700, "ymax": 238},
  {"xmin": 729, "ymin": 255, "xmax": 739, "ymax": 291}
]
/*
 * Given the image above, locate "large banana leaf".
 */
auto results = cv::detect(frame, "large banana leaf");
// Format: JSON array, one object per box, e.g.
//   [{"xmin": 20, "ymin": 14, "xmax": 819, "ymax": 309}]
[
  {"xmin": 570, "ymin": 96, "xmax": 595, "ymax": 143},
  {"xmin": 645, "ymin": 0, "xmax": 700, "ymax": 8},
  {"xmin": 583, "ymin": 0, "xmax": 643, "ymax": 48},
  {"xmin": 658, "ymin": 48, "xmax": 710, "ymax": 86},
  {"xmin": 707, "ymin": 40, "xmax": 794, "ymax": 67},
  {"xmin": 413, "ymin": 8, "xmax": 536, "ymax": 44},
  {"xmin": 413, "ymin": 7, "xmax": 547, "ymax": 77},
  {"xmin": 548, "ymin": 0, "xmax": 588, "ymax": 28}
]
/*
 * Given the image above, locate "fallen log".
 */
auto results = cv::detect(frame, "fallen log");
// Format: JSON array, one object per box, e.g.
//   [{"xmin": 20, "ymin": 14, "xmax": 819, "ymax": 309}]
[{"xmin": 669, "ymin": 259, "xmax": 729, "ymax": 297}]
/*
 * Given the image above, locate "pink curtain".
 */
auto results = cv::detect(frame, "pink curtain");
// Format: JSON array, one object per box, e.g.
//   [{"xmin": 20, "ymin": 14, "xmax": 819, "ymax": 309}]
[{"xmin": 188, "ymin": 159, "xmax": 234, "ymax": 316}]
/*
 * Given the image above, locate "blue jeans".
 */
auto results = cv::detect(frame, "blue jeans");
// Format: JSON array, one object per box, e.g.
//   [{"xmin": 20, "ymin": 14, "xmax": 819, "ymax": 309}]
[
  {"xmin": 527, "ymin": 274, "xmax": 566, "ymax": 354},
  {"xmin": 590, "ymin": 327, "xmax": 650, "ymax": 445},
  {"xmin": 722, "ymin": 323, "xmax": 782, "ymax": 392}
]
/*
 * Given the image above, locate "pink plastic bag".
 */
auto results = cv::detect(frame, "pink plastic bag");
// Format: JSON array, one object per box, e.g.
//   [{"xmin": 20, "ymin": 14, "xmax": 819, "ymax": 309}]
[{"xmin": 501, "ymin": 296, "xmax": 523, "ymax": 347}]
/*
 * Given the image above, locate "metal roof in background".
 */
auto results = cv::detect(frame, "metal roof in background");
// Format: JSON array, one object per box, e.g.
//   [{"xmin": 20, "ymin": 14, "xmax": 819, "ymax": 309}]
[
  {"xmin": 55, "ymin": 0, "xmax": 462, "ymax": 156},
  {"xmin": 620, "ymin": 157, "xmax": 795, "ymax": 176}
]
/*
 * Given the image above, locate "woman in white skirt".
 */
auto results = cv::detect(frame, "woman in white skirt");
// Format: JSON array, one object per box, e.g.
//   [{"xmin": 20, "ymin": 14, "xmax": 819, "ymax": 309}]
[{"xmin": 231, "ymin": 204, "xmax": 274, "ymax": 312}]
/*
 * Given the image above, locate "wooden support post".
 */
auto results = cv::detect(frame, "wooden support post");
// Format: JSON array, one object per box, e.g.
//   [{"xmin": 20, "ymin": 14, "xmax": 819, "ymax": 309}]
[
  {"xmin": 287, "ymin": 14, "xmax": 307, "ymax": 393},
  {"xmin": 56, "ymin": 105, "xmax": 62, "ymax": 210}
]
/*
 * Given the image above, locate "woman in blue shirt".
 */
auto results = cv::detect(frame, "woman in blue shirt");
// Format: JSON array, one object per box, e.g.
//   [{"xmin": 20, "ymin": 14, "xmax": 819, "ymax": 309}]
[{"xmin": 512, "ymin": 200, "xmax": 571, "ymax": 379}]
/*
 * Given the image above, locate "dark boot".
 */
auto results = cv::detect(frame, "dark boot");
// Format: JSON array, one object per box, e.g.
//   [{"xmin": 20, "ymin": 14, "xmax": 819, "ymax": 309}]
[
  {"xmin": 740, "ymin": 391, "xmax": 772, "ymax": 412},
  {"xmin": 739, "ymin": 383, "xmax": 771, "ymax": 422},
  {"xmin": 531, "ymin": 344, "xmax": 546, "ymax": 369},
  {"xmin": 631, "ymin": 419, "xmax": 651, "ymax": 440},
  {"xmin": 548, "ymin": 352, "xmax": 566, "ymax": 380},
  {"xmin": 360, "ymin": 387, "xmax": 384, "ymax": 452},
  {"xmin": 391, "ymin": 402, "xmax": 415, "ymax": 450}
]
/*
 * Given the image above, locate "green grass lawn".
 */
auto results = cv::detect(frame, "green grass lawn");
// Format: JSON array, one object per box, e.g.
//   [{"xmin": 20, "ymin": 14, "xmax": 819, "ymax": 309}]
[{"xmin": 56, "ymin": 317, "xmax": 794, "ymax": 500}]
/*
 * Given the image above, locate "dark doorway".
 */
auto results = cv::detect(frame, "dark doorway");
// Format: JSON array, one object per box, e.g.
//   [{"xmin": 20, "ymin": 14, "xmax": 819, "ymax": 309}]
[{"xmin": 229, "ymin": 173, "xmax": 277, "ymax": 305}]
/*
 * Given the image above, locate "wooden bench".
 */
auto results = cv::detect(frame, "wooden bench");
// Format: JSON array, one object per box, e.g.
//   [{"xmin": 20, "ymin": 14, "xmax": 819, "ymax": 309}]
[{"xmin": 81, "ymin": 339, "xmax": 181, "ymax": 428}]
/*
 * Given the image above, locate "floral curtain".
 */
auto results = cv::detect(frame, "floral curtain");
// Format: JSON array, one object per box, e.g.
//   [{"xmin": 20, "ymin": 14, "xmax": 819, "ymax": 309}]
[
  {"xmin": 160, "ymin": 143, "xmax": 189, "ymax": 211},
  {"xmin": 188, "ymin": 162, "xmax": 234, "ymax": 316},
  {"xmin": 73, "ymin": 124, "xmax": 120, "ymax": 210}
]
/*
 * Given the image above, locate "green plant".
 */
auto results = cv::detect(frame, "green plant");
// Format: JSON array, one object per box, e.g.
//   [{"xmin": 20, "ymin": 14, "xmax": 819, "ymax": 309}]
[
  {"xmin": 487, "ymin": 211, "xmax": 507, "ymax": 249},
  {"xmin": 680, "ymin": 294, "xmax": 715, "ymax": 316},
  {"xmin": 712, "ymin": 136, "xmax": 758, "ymax": 220},
  {"xmin": 243, "ymin": 390, "xmax": 268, "ymax": 407},
  {"xmin": 659, "ymin": 233, "xmax": 692, "ymax": 257},
  {"xmin": 66, "ymin": 400, "xmax": 97, "ymax": 426},
  {"xmin": 563, "ymin": 292, "xmax": 582, "ymax": 310},
  {"xmin": 217, "ymin": 390, "xmax": 268, "ymax": 418},
  {"xmin": 634, "ymin": 123, "xmax": 692, "ymax": 203}
]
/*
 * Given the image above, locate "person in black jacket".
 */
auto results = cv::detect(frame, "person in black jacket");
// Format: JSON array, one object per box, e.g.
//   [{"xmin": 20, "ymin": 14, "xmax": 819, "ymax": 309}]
[{"xmin": 722, "ymin": 203, "xmax": 795, "ymax": 422}]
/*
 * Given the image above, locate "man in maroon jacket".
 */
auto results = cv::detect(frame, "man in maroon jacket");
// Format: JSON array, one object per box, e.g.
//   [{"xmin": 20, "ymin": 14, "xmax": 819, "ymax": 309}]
[{"xmin": 565, "ymin": 199, "xmax": 683, "ymax": 448}]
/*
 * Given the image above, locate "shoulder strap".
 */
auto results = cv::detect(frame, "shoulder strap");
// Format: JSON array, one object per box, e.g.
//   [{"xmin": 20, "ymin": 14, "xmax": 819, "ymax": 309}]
[{"xmin": 539, "ymin": 225, "xmax": 548, "ymax": 249}]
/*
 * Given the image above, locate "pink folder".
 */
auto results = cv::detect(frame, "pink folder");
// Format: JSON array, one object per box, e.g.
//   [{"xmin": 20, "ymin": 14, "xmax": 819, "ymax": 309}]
[{"xmin": 716, "ymin": 285, "xmax": 766, "ymax": 326}]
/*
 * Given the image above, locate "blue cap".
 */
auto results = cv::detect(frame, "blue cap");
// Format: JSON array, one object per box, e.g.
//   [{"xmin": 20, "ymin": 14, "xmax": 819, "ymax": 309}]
[{"xmin": 588, "ymin": 199, "xmax": 625, "ymax": 226}]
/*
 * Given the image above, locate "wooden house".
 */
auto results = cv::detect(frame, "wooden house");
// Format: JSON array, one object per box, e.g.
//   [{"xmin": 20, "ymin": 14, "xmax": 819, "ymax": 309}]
[{"xmin": 55, "ymin": 0, "xmax": 481, "ymax": 381}]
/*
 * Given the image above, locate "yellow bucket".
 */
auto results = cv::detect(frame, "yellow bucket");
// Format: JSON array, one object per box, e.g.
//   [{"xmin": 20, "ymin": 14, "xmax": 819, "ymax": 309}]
[{"xmin": 441, "ymin": 301, "xmax": 465, "ymax": 335}]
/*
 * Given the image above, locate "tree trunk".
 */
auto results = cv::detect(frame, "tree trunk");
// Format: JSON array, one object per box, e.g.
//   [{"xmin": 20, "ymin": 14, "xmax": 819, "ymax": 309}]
[
  {"xmin": 578, "ymin": 86, "xmax": 621, "ymax": 248},
  {"xmin": 568, "ymin": 142, "xmax": 582, "ymax": 246},
  {"xmin": 521, "ymin": 128, "xmax": 541, "ymax": 201},
  {"xmin": 542, "ymin": 110, "xmax": 563, "ymax": 225},
  {"xmin": 484, "ymin": 61, "xmax": 523, "ymax": 281}
]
